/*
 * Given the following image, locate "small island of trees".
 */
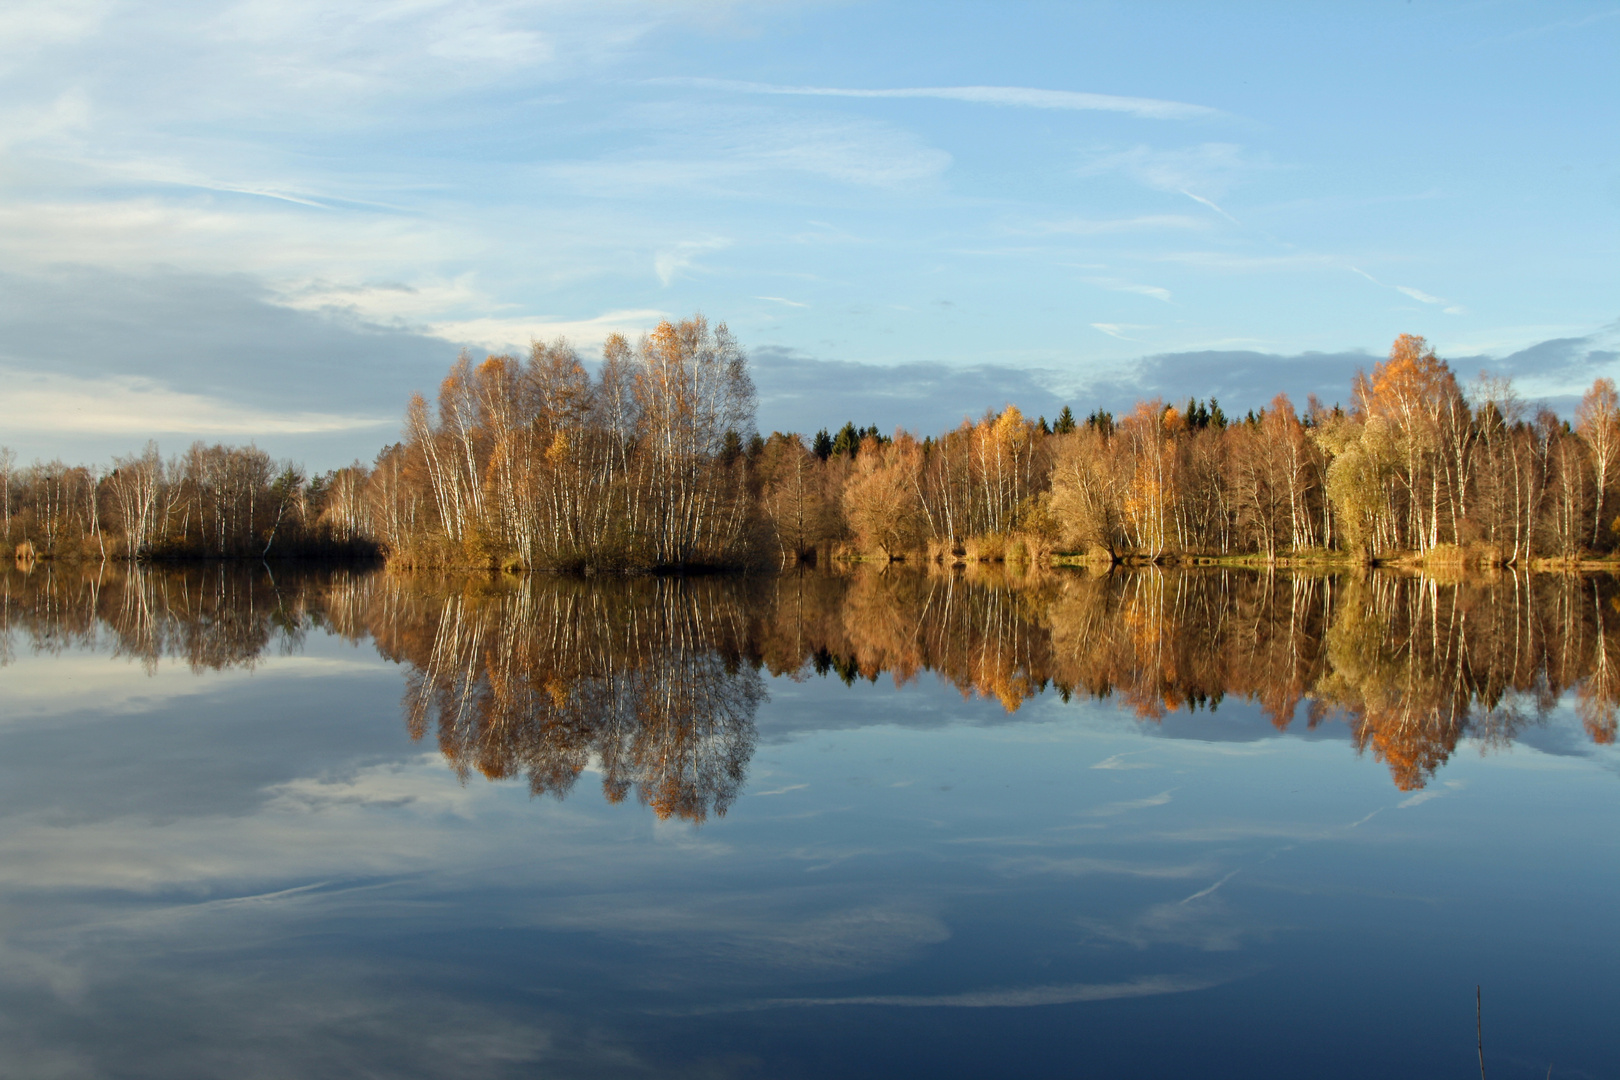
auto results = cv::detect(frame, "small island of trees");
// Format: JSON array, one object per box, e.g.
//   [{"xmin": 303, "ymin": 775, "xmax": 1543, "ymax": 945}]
[{"xmin": 3, "ymin": 318, "xmax": 1618, "ymax": 572}]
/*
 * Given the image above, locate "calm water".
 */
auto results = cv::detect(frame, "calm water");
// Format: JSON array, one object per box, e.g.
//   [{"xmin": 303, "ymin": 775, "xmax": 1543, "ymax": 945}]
[{"xmin": 0, "ymin": 565, "xmax": 1616, "ymax": 1079}]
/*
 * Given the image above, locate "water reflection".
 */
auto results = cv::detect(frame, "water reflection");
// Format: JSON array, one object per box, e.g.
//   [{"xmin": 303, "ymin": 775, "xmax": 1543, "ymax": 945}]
[
  {"xmin": 372, "ymin": 576, "xmax": 763, "ymax": 821},
  {"xmin": 0, "ymin": 562, "xmax": 326, "ymax": 672},
  {"xmin": 5, "ymin": 563, "xmax": 1618, "ymax": 799}
]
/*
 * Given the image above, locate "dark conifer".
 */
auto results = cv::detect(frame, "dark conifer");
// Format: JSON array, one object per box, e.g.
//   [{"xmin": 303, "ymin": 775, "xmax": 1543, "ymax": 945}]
[{"xmin": 811, "ymin": 429, "xmax": 833, "ymax": 461}]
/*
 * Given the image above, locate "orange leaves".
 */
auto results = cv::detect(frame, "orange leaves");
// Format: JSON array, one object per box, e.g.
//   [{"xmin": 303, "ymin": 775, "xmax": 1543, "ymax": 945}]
[
  {"xmin": 1361, "ymin": 332, "xmax": 1460, "ymax": 425},
  {"xmin": 544, "ymin": 431, "xmax": 571, "ymax": 467}
]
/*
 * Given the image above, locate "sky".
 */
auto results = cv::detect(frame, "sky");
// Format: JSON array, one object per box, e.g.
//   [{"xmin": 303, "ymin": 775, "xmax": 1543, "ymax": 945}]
[{"xmin": 1, "ymin": 0, "xmax": 1617, "ymax": 469}]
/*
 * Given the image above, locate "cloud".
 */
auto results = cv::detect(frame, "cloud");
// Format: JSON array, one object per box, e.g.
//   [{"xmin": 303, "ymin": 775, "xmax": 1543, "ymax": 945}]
[
  {"xmin": 709, "ymin": 973, "xmax": 1229, "ymax": 1012},
  {"xmin": 1159, "ymin": 251, "xmax": 1338, "ymax": 272},
  {"xmin": 0, "ymin": 197, "xmax": 473, "ymax": 280},
  {"xmin": 0, "ymin": 266, "xmax": 453, "ymax": 466},
  {"xmin": 1350, "ymin": 267, "xmax": 1464, "ymax": 314},
  {"xmin": 1394, "ymin": 285, "xmax": 1445, "ymax": 305},
  {"xmin": 0, "ymin": 653, "xmax": 373, "ymax": 723},
  {"xmin": 989, "ymin": 855, "xmax": 1207, "ymax": 879},
  {"xmin": 1079, "ymin": 143, "xmax": 1258, "ymax": 200},
  {"xmin": 526, "ymin": 898, "xmax": 951, "ymax": 977},
  {"xmin": 13, "ymin": 0, "xmax": 670, "ymax": 113},
  {"xmin": 1086, "ymin": 790, "xmax": 1175, "ymax": 817},
  {"xmin": 543, "ymin": 112, "xmax": 953, "ymax": 195},
  {"xmin": 1396, "ymin": 780, "xmax": 1463, "ymax": 810},
  {"xmin": 749, "ymin": 330, "xmax": 1612, "ymax": 443},
  {"xmin": 1090, "ymin": 330, "xmax": 1620, "ymax": 424},
  {"xmin": 0, "ymin": 369, "xmax": 389, "ymax": 438},
  {"xmin": 1178, "ymin": 189, "xmax": 1239, "ymax": 223},
  {"xmin": 664, "ymin": 78, "xmax": 1219, "ymax": 120},
  {"xmin": 1487, "ymin": 320, "xmax": 1620, "ymax": 391},
  {"xmin": 1081, "ymin": 897, "xmax": 1256, "ymax": 952},
  {"xmin": 1080, "ymin": 347, "xmax": 1383, "ymax": 414},
  {"xmin": 422, "ymin": 8, "xmax": 552, "ymax": 65},
  {"xmin": 1180, "ymin": 869, "xmax": 1240, "ymax": 904},
  {"xmin": 274, "ymin": 278, "xmax": 494, "ymax": 324},
  {"xmin": 426, "ymin": 309, "xmax": 671, "ymax": 354},
  {"xmin": 654, "ymin": 238, "xmax": 731, "ymax": 285},
  {"xmin": 1091, "ymin": 752, "xmax": 1155, "ymax": 770},
  {"xmin": 749, "ymin": 346, "xmax": 1071, "ymax": 436},
  {"xmin": 1023, "ymin": 214, "xmax": 1207, "ymax": 237},
  {"xmin": 0, "ymin": 0, "xmax": 106, "ymax": 55},
  {"xmin": 1084, "ymin": 277, "xmax": 1173, "ymax": 302}
]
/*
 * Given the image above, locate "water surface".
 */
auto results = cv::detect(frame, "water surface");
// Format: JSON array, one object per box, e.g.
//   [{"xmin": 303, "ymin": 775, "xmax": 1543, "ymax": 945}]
[{"xmin": 0, "ymin": 565, "xmax": 1615, "ymax": 1078}]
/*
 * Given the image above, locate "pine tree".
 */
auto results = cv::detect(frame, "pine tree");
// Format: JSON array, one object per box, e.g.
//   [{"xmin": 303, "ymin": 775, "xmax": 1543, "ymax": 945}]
[
  {"xmin": 812, "ymin": 429, "xmax": 833, "ymax": 461},
  {"xmin": 831, "ymin": 422, "xmax": 861, "ymax": 458}
]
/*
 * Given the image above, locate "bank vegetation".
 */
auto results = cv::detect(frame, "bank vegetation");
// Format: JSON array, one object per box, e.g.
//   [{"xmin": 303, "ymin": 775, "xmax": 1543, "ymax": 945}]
[{"xmin": 5, "ymin": 321, "xmax": 1620, "ymax": 572}]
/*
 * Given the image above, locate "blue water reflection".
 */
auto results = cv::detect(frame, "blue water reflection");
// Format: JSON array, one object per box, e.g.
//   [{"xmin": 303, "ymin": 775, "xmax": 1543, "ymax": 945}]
[{"xmin": 0, "ymin": 566, "xmax": 1615, "ymax": 1078}]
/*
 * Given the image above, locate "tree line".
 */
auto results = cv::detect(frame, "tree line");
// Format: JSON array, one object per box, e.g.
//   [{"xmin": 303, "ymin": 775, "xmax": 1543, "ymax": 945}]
[
  {"xmin": 0, "ymin": 441, "xmax": 376, "ymax": 563},
  {"xmin": 5, "ymin": 324, "xmax": 1619, "ymax": 569}
]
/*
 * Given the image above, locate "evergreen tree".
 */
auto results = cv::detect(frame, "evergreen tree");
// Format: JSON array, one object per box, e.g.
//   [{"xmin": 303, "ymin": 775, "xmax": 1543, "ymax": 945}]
[
  {"xmin": 831, "ymin": 422, "xmax": 861, "ymax": 458},
  {"xmin": 811, "ymin": 429, "xmax": 833, "ymax": 461},
  {"xmin": 719, "ymin": 429, "xmax": 744, "ymax": 466}
]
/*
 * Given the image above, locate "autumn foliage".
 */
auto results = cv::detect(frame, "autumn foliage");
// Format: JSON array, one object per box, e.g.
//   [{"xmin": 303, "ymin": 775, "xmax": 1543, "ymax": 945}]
[{"xmin": 5, "ymin": 330, "xmax": 1620, "ymax": 570}]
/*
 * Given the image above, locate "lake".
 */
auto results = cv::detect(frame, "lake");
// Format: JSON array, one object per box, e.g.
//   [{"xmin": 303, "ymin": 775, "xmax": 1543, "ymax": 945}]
[{"xmin": 0, "ymin": 564, "xmax": 1615, "ymax": 1078}]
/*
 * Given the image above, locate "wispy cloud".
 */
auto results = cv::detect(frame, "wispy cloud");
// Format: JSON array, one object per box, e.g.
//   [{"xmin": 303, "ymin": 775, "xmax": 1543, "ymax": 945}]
[
  {"xmin": 538, "ymin": 109, "xmax": 953, "ymax": 199},
  {"xmin": 654, "ymin": 238, "xmax": 731, "ymax": 285},
  {"xmin": 1079, "ymin": 143, "xmax": 1259, "ymax": 203},
  {"xmin": 1085, "ymin": 277, "xmax": 1173, "ymax": 302},
  {"xmin": 1469, "ymin": 6, "xmax": 1620, "ymax": 47},
  {"xmin": 990, "ymin": 854, "xmax": 1207, "ymax": 879},
  {"xmin": 663, "ymin": 78, "xmax": 1218, "ymax": 120},
  {"xmin": 0, "ymin": 368, "xmax": 389, "ymax": 436},
  {"xmin": 1394, "ymin": 285, "xmax": 1444, "ymax": 305},
  {"xmin": 1023, "ymin": 214, "xmax": 1206, "ymax": 236},
  {"xmin": 1156, "ymin": 252, "xmax": 1336, "ymax": 272},
  {"xmin": 1178, "ymin": 189, "xmax": 1239, "ymax": 223},
  {"xmin": 699, "ymin": 974, "xmax": 1228, "ymax": 1012},
  {"xmin": 275, "ymin": 277, "xmax": 492, "ymax": 324},
  {"xmin": 1086, "ymin": 789, "xmax": 1176, "ymax": 817},
  {"xmin": 1091, "ymin": 751, "xmax": 1155, "ymax": 768},
  {"xmin": 425, "ymin": 308, "xmax": 670, "ymax": 353},
  {"xmin": 1181, "ymin": 869, "xmax": 1240, "ymax": 904},
  {"xmin": 755, "ymin": 295, "xmax": 808, "ymax": 308},
  {"xmin": 0, "ymin": 0, "xmax": 106, "ymax": 54},
  {"xmin": 1397, "ymin": 780, "xmax": 1463, "ymax": 810},
  {"xmin": 1350, "ymin": 267, "xmax": 1466, "ymax": 315}
]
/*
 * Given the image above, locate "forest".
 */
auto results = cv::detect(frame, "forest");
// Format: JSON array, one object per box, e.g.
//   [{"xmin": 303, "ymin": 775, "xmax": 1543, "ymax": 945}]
[{"xmin": 4, "ymin": 315, "xmax": 1619, "ymax": 571}]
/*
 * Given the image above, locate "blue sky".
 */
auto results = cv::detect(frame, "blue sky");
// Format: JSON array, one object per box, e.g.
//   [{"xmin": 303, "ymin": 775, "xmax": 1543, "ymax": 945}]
[{"xmin": 1, "ymin": 0, "xmax": 1617, "ymax": 468}]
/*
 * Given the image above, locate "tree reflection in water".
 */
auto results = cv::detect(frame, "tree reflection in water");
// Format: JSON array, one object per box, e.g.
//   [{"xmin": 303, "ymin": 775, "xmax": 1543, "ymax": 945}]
[
  {"xmin": 369, "ymin": 576, "xmax": 764, "ymax": 822},
  {"xmin": 5, "ymin": 563, "xmax": 1618, "ymax": 801}
]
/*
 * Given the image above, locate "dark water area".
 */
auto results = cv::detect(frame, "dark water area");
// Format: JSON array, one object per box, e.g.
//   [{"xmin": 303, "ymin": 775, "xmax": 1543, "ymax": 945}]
[{"xmin": 0, "ymin": 564, "xmax": 1616, "ymax": 1079}]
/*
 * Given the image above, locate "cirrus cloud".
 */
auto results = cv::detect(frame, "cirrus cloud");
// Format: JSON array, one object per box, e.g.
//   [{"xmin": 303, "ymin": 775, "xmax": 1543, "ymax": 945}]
[{"xmin": 664, "ymin": 78, "xmax": 1220, "ymax": 121}]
